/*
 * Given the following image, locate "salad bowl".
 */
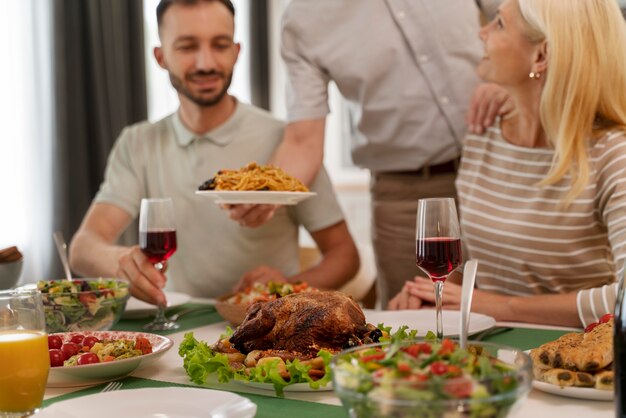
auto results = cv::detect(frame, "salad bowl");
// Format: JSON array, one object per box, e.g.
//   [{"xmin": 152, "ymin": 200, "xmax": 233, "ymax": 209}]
[
  {"xmin": 331, "ymin": 338, "xmax": 532, "ymax": 418},
  {"xmin": 21, "ymin": 278, "xmax": 130, "ymax": 333}
]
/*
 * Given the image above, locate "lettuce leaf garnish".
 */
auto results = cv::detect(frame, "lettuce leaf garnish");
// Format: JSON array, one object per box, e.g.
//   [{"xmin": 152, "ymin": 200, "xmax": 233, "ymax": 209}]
[{"xmin": 178, "ymin": 332, "xmax": 333, "ymax": 397}]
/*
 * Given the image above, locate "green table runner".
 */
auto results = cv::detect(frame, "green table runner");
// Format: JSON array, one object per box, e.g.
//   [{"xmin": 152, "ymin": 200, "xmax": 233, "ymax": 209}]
[
  {"xmin": 481, "ymin": 327, "xmax": 568, "ymax": 351},
  {"xmin": 112, "ymin": 303, "xmax": 224, "ymax": 334},
  {"xmin": 45, "ymin": 305, "xmax": 571, "ymax": 417}
]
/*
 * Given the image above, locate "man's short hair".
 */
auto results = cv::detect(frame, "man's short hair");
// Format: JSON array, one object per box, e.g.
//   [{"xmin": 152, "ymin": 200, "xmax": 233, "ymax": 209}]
[{"xmin": 156, "ymin": 0, "xmax": 235, "ymax": 27}]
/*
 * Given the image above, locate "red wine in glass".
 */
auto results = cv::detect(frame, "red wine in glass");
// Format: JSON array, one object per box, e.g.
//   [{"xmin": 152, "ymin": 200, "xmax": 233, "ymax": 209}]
[
  {"xmin": 139, "ymin": 197, "xmax": 179, "ymax": 331},
  {"xmin": 140, "ymin": 229, "xmax": 177, "ymax": 265},
  {"xmin": 415, "ymin": 197, "xmax": 462, "ymax": 340},
  {"xmin": 416, "ymin": 237, "xmax": 462, "ymax": 282}
]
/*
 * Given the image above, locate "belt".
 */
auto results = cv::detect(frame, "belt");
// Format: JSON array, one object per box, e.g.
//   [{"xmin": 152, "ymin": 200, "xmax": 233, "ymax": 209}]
[{"xmin": 378, "ymin": 158, "xmax": 460, "ymax": 178}]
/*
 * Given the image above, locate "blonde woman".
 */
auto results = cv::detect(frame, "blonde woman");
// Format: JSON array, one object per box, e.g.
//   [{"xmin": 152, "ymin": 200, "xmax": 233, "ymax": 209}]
[{"xmin": 390, "ymin": 0, "xmax": 626, "ymax": 328}]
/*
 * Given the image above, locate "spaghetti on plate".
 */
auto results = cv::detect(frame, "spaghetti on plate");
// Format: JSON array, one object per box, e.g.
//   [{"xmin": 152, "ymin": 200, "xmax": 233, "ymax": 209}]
[{"xmin": 198, "ymin": 162, "xmax": 308, "ymax": 192}]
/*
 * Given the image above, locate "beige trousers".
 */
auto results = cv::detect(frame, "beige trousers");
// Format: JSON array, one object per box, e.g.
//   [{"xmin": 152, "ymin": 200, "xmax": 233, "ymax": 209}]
[{"xmin": 370, "ymin": 171, "xmax": 458, "ymax": 307}]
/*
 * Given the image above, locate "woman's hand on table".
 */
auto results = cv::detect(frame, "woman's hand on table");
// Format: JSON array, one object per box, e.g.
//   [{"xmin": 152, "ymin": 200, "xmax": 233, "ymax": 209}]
[
  {"xmin": 389, "ymin": 277, "xmax": 508, "ymax": 318},
  {"xmin": 388, "ymin": 279, "xmax": 430, "ymax": 310},
  {"xmin": 116, "ymin": 245, "xmax": 166, "ymax": 306},
  {"xmin": 399, "ymin": 277, "xmax": 465, "ymax": 309},
  {"xmin": 232, "ymin": 265, "xmax": 287, "ymax": 293}
]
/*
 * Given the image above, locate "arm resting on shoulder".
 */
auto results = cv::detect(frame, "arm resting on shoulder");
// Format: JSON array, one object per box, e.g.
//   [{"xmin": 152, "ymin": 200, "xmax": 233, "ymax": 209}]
[
  {"xmin": 289, "ymin": 220, "xmax": 359, "ymax": 290},
  {"xmin": 271, "ymin": 118, "xmax": 326, "ymax": 186}
]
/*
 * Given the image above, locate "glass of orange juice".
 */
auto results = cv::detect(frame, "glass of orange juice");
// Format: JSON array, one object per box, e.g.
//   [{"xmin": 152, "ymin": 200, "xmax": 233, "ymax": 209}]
[{"xmin": 0, "ymin": 289, "xmax": 49, "ymax": 417}]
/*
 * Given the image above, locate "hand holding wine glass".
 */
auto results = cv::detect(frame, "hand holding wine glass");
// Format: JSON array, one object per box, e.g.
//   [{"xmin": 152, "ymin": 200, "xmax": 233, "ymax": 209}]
[
  {"xmin": 415, "ymin": 197, "xmax": 462, "ymax": 339},
  {"xmin": 139, "ymin": 197, "xmax": 179, "ymax": 331}
]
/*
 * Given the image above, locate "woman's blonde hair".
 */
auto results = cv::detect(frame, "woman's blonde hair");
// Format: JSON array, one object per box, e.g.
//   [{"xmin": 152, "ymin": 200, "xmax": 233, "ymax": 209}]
[{"xmin": 518, "ymin": 0, "xmax": 626, "ymax": 202}]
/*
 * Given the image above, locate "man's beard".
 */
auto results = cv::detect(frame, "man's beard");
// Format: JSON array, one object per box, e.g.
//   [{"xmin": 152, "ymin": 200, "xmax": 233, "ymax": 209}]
[{"xmin": 169, "ymin": 69, "xmax": 233, "ymax": 107}]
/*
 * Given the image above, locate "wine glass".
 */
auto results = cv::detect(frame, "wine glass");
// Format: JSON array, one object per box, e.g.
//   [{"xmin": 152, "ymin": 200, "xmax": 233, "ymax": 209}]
[
  {"xmin": 0, "ymin": 289, "xmax": 49, "ymax": 417},
  {"xmin": 139, "ymin": 198, "xmax": 179, "ymax": 331},
  {"xmin": 415, "ymin": 197, "xmax": 462, "ymax": 339}
]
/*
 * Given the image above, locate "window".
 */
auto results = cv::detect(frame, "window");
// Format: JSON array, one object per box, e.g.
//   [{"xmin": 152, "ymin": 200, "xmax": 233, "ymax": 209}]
[{"xmin": 0, "ymin": 1, "xmax": 54, "ymax": 283}]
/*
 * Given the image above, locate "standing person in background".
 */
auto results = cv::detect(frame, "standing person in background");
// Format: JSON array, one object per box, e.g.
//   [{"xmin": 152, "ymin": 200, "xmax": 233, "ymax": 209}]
[
  {"xmin": 390, "ymin": 0, "xmax": 626, "ymax": 328},
  {"xmin": 69, "ymin": 0, "xmax": 359, "ymax": 306},
  {"xmin": 250, "ymin": 0, "xmax": 504, "ymax": 307}
]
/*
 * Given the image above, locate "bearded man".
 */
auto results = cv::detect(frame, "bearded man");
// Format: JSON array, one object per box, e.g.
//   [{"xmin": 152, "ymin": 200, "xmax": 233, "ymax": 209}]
[{"xmin": 69, "ymin": 0, "xmax": 359, "ymax": 305}]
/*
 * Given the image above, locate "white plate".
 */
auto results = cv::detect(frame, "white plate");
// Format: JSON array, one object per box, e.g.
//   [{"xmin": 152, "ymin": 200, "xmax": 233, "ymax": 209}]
[
  {"xmin": 363, "ymin": 309, "xmax": 496, "ymax": 337},
  {"xmin": 47, "ymin": 331, "xmax": 173, "ymax": 387},
  {"xmin": 532, "ymin": 380, "xmax": 613, "ymax": 401},
  {"xmin": 234, "ymin": 380, "xmax": 333, "ymax": 392},
  {"xmin": 123, "ymin": 291, "xmax": 191, "ymax": 319},
  {"xmin": 195, "ymin": 190, "xmax": 316, "ymax": 205},
  {"xmin": 38, "ymin": 387, "xmax": 257, "ymax": 418}
]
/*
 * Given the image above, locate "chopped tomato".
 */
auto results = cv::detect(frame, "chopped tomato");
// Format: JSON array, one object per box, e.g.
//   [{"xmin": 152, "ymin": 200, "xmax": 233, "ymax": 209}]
[
  {"xmin": 430, "ymin": 361, "xmax": 448, "ymax": 375},
  {"xmin": 79, "ymin": 293, "xmax": 97, "ymax": 306},
  {"xmin": 446, "ymin": 365, "xmax": 463, "ymax": 377},
  {"xmin": 599, "ymin": 313, "xmax": 614, "ymax": 324},
  {"xmin": 438, "ymin": 339, "xmax": 456, "ymax": 356},
  {"xmin": 403, "ymin": 343, "xmax": 432, "ymax": 357},
  {"xmin": 102, "ymin": 355, "xmax": 116, "ymax": 362},
  {"xmin": 584, "ymin": 322, "xmax": 599, "ymax": 333},
  {"xmin": 135, "ymin": 337, "xmax": 153, "ymax": 355},
  {"xmin": 361, "ymin": 352, "xmax": 385, "ymax": 363},
  {"xmin": 397, "ymin": 361, "xmax": 412, "ymax": 374},
  {"xmin": 291, "ymin": 282, "xmax": 307, "ymax": 292},
  {"xmin": 443, "ymin": 378, "xmax": 473, "ymax": 398}
]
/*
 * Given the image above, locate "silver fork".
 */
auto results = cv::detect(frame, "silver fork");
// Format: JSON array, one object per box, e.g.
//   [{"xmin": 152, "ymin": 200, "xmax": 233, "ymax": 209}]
[{"xmin": 101, "ymin": 381, "xmax": 123, "ymax": 392}]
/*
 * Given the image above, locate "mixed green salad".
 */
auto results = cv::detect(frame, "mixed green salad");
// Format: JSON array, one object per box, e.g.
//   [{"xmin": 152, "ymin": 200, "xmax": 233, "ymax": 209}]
[
  {"xmin": 332, "ymin": 331, "xmax": 528, "ymax": 418},
  {"xmin": 178, "ymin": 325, "xmax": 416, "ymax": 397},
  {"xmin": 37, "ymin": 279, "xmax": 129, "ymax": 332}
]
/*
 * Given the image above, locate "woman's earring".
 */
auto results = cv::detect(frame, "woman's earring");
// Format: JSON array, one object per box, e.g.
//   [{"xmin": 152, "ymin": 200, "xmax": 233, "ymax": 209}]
[{"xmin": 529, "ymin": 72, "xmax": 541, "ymax": 79}]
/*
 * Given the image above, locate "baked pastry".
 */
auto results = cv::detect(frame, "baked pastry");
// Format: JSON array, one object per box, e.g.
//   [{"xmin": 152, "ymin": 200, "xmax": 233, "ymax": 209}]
[
  {"xmin": 595, "ymin": 370, "xmax": 614, "ymax": 391},
  {"xmin": 529, "ymin": 319, "xmax": 614, "ymax": 389},
  {"xmin": 530, "ymin": 319, "xmax": 613, "ymax": 372}
]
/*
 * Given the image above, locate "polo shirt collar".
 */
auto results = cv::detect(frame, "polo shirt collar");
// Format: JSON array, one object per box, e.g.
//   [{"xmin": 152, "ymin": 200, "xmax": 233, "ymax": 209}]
[{"xmin": 171, "ymin": 99, "xmax": 245, "ymax": 148}]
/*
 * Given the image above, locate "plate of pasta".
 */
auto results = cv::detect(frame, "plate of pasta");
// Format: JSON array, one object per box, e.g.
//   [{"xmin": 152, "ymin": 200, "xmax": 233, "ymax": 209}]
[
  {"xmin": 196, "ymin": 162, "xmax": 315, "ymax": 205},
  {"xmin": 195, "ymin": 190, "xmax": 316, "ymax": 205}
]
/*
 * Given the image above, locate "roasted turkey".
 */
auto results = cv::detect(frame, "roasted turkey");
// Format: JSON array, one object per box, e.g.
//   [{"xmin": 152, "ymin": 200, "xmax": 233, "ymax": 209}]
[{"xmin": 229, "ymin": 291, "xmax": 378, "ymax": 357}]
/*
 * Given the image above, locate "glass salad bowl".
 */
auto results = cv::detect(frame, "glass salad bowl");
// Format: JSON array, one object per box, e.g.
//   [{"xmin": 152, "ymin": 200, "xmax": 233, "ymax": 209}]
[
  {"xmin": 23, "ymin": 278, "xmax": 130, "ymax": 333},
  {"xmin": 331, "ymin": 338, "xmax": 532, "ymax": 418}
]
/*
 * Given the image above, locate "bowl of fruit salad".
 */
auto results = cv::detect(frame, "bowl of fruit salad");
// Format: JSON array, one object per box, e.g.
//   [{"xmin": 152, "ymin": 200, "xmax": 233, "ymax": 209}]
[
  {"xmin": 30, "ymin": 278, "xmax": 130, "ymax": 333},
  {"xmin": 331, "ymin": 337, "xmax": 532, "ymax": 418}
]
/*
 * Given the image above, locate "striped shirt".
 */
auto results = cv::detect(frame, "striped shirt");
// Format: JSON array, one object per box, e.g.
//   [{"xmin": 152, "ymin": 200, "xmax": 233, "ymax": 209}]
[{"xmin": 457, "ymin": 122, "xmax": 626, "ymax": 327}]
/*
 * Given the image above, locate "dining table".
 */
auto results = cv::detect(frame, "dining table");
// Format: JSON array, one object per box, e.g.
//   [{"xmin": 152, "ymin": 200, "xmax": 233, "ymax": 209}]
[{"xmin": 42, "ymin": 299, "xmax": 616, "ymax": 418}]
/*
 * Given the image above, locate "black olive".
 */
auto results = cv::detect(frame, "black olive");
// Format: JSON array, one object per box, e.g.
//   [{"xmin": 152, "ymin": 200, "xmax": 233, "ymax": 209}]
[
  {"xmin": 369, "ymin": 328, "xmax": 383, "ymax": 342},
  {"xmin": 343, "ymin": 337, "xmax": 359, "ymax": 349},
  {"xmin": 198, "ymin": 177, "xmax": 217, "ymax": 190}
]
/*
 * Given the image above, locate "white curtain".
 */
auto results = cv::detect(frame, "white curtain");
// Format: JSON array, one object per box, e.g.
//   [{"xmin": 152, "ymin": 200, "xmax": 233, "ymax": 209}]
[{"xmin": 0, "ymin": 1, "xmax": 54, "ymax": 284}]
